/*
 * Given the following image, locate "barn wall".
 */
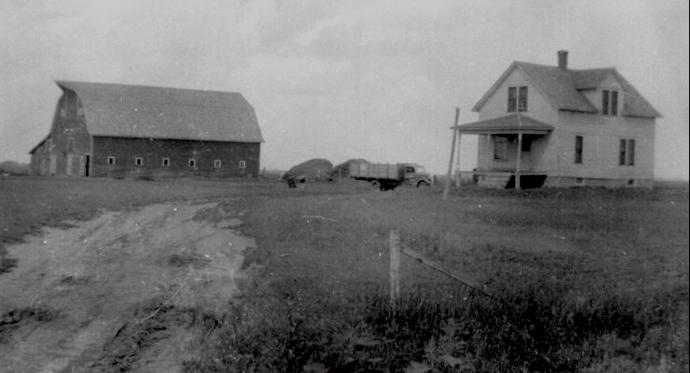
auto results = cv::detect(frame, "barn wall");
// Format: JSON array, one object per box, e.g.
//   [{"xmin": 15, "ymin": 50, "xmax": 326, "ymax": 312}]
[
  {"xmin": 30, "ymin": 91, "xmax": 92, "ymax": 176},
  {"xmin": 91, "ymin": 136, "xmax": 260, "ymax": 178},
  {"xmin": 29, "ymin": 141, "xmax": 47, "ymax": 175}
]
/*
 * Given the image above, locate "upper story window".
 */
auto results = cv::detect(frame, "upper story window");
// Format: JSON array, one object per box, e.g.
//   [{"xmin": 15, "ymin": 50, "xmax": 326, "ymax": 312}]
[
  {"xmin": 67, "ymin": 138, "xmax": 75, "ymax": 152},
  {"xmin": 238, "ymin": 160, "xmax": 246, "ymax": 169},
  {"xmin": 508, "ymin": 86, "xmax": 528, "ymax": 112},
  {"xmin": 189, "ymin": 158, "xmax": 197, "ymax": 168},
  {"xmin": 602, "ymin": 90, "xmax": 618, "ymax": 116},
  {"xmin": 213, "ymin": 159, "xmax": 222, "ymax": 168},
  {"xmin": 107, "ymin": 156, "xmax": 116, "ymax": 165},
  {"xmin": 161, "ymin": 158, "xmax": 170, "ymax": 167},
  {"xmin": 135, "ymin": 157, "xmax": 144, "ymax": 166}
]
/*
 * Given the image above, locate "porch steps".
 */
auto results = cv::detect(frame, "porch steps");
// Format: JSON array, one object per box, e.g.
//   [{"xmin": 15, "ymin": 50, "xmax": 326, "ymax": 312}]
[{"xmin": 477, "ymin": 172, "xmax": 512, "ymax": 188}]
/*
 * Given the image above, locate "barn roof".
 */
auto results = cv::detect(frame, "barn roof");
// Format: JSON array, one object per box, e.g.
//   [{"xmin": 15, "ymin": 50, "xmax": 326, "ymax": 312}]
[
  {"xmin": 455, "ymin": 113, "xmax": 554, "ymax": 135},
  {"xmin": 472, "ymin": 62, "xmax": 660, "ymax": 118},
  {"xmin": 56, "ymin": 81, "xmax": 264, "ymax": 143}
]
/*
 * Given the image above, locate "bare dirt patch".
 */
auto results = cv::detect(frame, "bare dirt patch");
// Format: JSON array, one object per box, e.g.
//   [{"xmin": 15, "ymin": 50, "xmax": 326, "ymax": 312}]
[{"xmin": 0, "ymin": 199, "xmax": 252, "ymax": 373}]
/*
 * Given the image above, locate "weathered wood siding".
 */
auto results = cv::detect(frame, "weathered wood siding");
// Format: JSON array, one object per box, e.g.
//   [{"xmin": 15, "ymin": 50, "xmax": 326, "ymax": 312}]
[
  {"xmin": 30, "ymin": 90, "xmax": 92, "ymax": 176},
  {"xmin": 92, "ymin": 136, "xmax": 260, "ymax": 178},
  {"xmin": 475, "ymin": 67, "xmax": 655, "ymax": 186},
  {"xmin": 476, "ymin": 68, "xmax": 558, "ymax": 173}
]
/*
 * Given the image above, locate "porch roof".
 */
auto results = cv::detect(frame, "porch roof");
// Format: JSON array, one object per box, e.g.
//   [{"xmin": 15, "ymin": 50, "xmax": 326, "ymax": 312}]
[{"xmin": 453, "ymin": 113, "xmax": 554, "ymax": 135}]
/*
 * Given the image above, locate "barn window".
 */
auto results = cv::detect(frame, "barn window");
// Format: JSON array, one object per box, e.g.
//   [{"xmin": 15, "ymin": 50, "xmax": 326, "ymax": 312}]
[
  {"xmin": 493, "ymin": 137, "xmax": 508, "ymax": 161},
  {"xmin": 188, "ymin": 158, "xmax": 197, "ymax": 168},
  {"xmin": 107, "ymin": 156, "xmax": 116, "ymax": 165},
  {"xmin": 161, "ymin": 158, "xmax": 170, "ymax": 167},
  {"xmin": 507, "ymin": 86, "xmax": 528, "ymax": 112},
  {"xmin": 574, "ymin": 136, "xmax": 583, "ymax": 164},
  {"xmin": 135, "ymin": 157, "xmax": 143, "ymax": 166},
  {"xmin": 238, "ymin": 160, "xmax": 246, "ymax": 169},
  {"xmin": 213, "ymin": 159, "xmax": 222, "ymax": 168}
]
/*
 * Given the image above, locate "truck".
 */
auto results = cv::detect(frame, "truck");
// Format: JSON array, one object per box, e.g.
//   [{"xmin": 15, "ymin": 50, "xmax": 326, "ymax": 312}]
[{"xmin": 348, "ymin": 162, "xmax": 431, "ymax": 190}]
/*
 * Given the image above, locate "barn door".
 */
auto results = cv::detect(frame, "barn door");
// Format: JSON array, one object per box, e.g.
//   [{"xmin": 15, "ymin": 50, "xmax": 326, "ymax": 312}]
[
  {"xmin": 66, "ymin": 155, "xmax": 73, "ymax": 175},
  {"xmin": 84, "ymin": 155, "xmax": 90, "ymax": 177},
  {"xmin": 49, "ymin": 154, "xmax": 57, "ymax": 175}
]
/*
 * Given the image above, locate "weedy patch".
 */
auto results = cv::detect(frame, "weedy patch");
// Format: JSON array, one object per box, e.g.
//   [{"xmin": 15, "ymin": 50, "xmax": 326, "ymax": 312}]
[
  {"xmin": 0, "ymin": 251, "xmax": 18, "ymax": 274},
  {"xmin": 168, "ymin": 252, "xmax": 211, "ymax": 268},
  {"xmin": 90, "ymin": 298, "xmax": 219, "ymax": 373},
  {"xmin": 0, "ymin": 305, "xmax": 62, "ymax": 343}
]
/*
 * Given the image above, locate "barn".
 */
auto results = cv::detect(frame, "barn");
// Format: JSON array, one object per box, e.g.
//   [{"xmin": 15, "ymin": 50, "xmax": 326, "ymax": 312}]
[{"xmin": 29, "ymin": 81, "xmax": 263, "ymax": 178}]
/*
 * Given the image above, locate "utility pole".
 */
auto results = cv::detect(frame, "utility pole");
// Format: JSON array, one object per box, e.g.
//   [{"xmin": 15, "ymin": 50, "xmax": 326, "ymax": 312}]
[{"xmin": 443, "ymin": 108, "xmax": 460, "ymax": 200}]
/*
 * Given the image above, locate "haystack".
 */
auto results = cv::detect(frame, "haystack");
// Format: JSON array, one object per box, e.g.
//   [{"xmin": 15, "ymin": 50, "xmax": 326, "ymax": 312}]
[
  {"xmin": 285, "ymin": 159, "xmax": 333, "ymax": 182},
  {"xmin": 330, "ymin": 159, "xmax": 369, "ymax": 180}
]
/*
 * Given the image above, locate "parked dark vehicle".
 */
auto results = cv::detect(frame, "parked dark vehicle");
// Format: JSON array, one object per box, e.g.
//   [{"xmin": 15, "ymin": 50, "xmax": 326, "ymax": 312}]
[{"xmin": 348, "ymin": 162, "xmax": 431, "ymax": 190}]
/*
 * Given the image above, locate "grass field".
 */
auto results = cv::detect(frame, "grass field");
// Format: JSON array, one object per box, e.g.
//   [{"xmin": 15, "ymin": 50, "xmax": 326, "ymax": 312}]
[{"xmin": 1, "ymin": 177, "xmax": 688, "ymax": 372}]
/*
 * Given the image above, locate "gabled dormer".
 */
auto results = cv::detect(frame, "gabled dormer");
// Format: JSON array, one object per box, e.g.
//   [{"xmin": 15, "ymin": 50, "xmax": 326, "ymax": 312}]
[{"xmin": 473, "ymin": 51, "xmax": 661, "ymax": 119}]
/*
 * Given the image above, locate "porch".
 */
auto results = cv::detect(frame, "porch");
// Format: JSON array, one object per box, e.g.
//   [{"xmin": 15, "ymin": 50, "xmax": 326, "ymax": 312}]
[{"xmin": 452, "ymin": 113, "xmax": 554, "ymax": 189}]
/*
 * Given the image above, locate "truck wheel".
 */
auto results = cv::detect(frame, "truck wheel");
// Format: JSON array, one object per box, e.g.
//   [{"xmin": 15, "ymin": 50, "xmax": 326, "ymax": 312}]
[{"xmin": 417, "ymin": 180, "xmax": 430, "ymax": 188}]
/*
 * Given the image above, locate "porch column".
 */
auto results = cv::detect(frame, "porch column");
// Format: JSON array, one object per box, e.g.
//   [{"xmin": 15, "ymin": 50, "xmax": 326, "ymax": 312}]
[{"xmin": 515, "ymin": 132, "xmax": 523, "ymax": 190}]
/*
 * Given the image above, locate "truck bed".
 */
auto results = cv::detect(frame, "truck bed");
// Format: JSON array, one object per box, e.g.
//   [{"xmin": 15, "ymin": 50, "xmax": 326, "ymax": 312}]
[{"xmin": 349, "ymin": 163, "xmax": 400, "ymax": 180}]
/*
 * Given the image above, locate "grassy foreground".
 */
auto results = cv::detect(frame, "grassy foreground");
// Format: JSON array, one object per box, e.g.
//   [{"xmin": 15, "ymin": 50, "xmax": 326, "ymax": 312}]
[
  {"xmin": 1, "ymin": 177, "xmax": 688, "ymax": 372},
  {"xmin": 185, "ymin": 182, "xmax": 689, "ymax": 372}
]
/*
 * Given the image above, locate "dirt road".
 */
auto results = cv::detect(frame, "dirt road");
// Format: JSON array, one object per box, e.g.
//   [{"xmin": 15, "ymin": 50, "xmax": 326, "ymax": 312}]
[{"xmin": 0, "ymin": 200, "xmax": 251, "ymax": 373}]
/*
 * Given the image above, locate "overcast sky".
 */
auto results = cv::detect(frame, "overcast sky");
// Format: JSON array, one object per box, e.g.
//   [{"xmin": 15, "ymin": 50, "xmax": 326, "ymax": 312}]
[{"xmin": 1, "ymin": 0, "xmax": 688, "ymax": 179}]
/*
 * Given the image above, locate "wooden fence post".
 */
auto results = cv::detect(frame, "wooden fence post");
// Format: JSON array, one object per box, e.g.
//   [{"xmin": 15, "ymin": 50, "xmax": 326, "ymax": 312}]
[{"xmin": 389, "ymin": 230, "xmax": 400, "ymax": 305}]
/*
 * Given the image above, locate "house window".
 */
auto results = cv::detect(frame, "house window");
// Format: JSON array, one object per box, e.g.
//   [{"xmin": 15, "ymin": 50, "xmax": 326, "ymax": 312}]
[
  {"xmin": 619, "ymin": 139, "xmax": 635, "ymax": 166},
  {"xmin": 161, "ymin": 158, "xmax": 170, "ymax": 167},
  {"xmin": 188, "ymin": 158, "xmax": 196, "ymax": 168},
  {"xmin": 507, "ymin": 87, "xmax": 517, "ymax": 112},
  {"xmin": 107, "ymin": 156, "xmax": 116, "ymax": 165},
  {"xmin": 493, "ymin": 137, "xmax": 508, "ymax": 160},
  {"xmin": 602, "ymin": 90, "xmax": 619, "ymax": 116},
  {"xmin": 213, "ymin": 159, "xmax": 222, "ymax": 168},
  {"xmin": 575, "ymin": 136, "xmax": 583, "ymax": 164},
  {"xmin": 518, "ymin": 86, "xmax": 528, "ymax": 111},
  {"xmin": 135, "ymin": 157, "xmax": 143, "ymax": 166},
  {"xmin": 238, "ymin": 160, "xmax": 246, "ymax": 169},
  {"xmin": 627, "ymin": 139, "xmax": 635, "ymax": 166},
  {"xmin": 508, "ymin": 86, "xmax": 528, "ymax": 112}
]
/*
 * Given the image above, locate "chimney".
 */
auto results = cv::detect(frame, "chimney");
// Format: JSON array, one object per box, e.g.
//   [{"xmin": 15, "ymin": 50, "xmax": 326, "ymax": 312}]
[{"xmin": 557, "ymin": 50, "xmax": 568, "ymax": 70}]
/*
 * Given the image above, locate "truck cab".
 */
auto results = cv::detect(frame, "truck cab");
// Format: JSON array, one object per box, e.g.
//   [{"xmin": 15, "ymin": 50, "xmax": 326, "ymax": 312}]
[{"xmin": 399, "ymin": 163, "xmax": 431, "ymax": 187}]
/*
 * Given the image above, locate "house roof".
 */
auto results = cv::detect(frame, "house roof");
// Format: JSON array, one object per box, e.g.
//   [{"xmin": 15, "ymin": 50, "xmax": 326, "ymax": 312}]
[
  {"xmin": 454, "ymin": 113, "xmax": 554, "ymax": 135},
  {"xmin": 56, "ymin": 81, "xmax": 264, "ymax": 143},
  {"xmin": 472, "ymin": 62, "xmax": 660, "ymax": 118}
]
